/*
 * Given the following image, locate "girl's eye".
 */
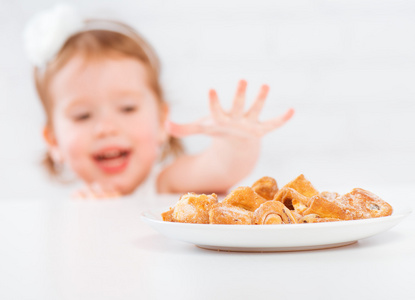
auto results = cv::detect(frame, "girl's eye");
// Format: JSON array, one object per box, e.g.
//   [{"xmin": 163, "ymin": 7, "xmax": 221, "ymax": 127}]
[
  {"xmin": 73, "ymin": 113, "xmax": 91, "ymax": 122},
  {"xmin": 121, "ymin": 105, "xmax": 137, "ymax": 113}
]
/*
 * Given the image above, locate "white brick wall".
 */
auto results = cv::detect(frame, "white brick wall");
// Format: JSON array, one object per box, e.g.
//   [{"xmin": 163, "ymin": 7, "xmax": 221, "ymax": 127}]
[{"xmin": 1, "ymin": 0, "xmax": 414, "ymax": 199}]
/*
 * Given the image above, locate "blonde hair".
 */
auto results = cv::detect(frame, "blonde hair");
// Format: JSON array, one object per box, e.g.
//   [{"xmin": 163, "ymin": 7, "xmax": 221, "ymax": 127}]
[{"xmin": 34, "ymin": 19, "xmax": 184, "ymax": 177}]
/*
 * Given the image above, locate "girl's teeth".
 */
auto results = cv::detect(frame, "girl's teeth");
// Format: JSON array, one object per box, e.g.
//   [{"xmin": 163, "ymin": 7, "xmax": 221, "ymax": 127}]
[
  {"xmin": 96, "ymin": 150, "xmax": 127, "ymax": 160},
  {"xmin": 104, "ymin": 150, "xmax": 120, "ymax": 158}
]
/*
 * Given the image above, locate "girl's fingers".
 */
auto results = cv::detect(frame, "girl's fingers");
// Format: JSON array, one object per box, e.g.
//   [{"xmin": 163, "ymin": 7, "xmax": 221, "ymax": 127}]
[
  {"xmin": 260, "ymin": 108, "xmax": 295, "ymax": 135},
  {"xmin": 72, "ymin": 183, "xmax": 121, "ymax": 200},
  {"xmin": 72, "ymin": 190, "xmax": 86, "ymax": 199},
  {"xmin": 72, "ymin": 189, "xmax": 95, "ymax": 199},
  {"xmin": 166, "ymin": 120, "xmax": 206, "ymax": 138},
  {"xmin": 209, "ymin": 89, "xmax": 227, "ymax": 121},
  {"xmin": 246, "ymin": 84, "xmax": 270, "ymax": 120},
  {"xmin": 230, "ymin": 79, "xmax": 247, "ymax": 118},
  {"xmin": 105, "ymin": 187, "xmax": 121, "ymax": 198},
  {"xmin": 91, "ymin": 182, "xmax": 121, "ymax": 199},
  {"xmin": 167, "ymin": 90, "xmax": 226, "ymax": 138},
  {"xmin": 91, "ymin": 183, "xmax": 107, "ymax": 199}
]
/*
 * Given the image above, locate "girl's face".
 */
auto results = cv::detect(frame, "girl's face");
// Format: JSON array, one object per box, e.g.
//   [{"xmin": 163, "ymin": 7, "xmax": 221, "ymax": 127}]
[{"xmin": 46, "ymin": 53, "xmax": 167, "ymax": 195}]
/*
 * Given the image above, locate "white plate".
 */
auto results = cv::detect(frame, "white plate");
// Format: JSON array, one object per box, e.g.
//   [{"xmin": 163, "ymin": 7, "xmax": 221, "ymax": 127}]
[{"xmin": 140, "ymin": 206, "xmax": 412, "ymax": 252}]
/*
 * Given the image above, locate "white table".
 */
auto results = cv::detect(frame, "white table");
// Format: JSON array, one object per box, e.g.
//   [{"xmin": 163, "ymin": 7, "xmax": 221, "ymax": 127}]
[{"xmin": 1, "ymin": 185, "xmax": 414, "ymax": 300}]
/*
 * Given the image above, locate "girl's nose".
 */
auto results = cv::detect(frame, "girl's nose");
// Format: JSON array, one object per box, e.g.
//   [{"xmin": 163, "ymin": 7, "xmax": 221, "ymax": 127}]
[{"xmin": 94, "ymin": 113, "xmax": 119, "ymax": 138}]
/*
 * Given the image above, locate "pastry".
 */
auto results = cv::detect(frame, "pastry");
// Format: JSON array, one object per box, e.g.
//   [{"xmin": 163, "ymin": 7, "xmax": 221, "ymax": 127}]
[
  {"xmin": 160, "ymin": 175, "xmax": 394, "ymax": 226},
  {"xmin": 222, "ymin": 186, "xmax": 267, "ymax": 212},
  {"xmin": 299, "ymin": 214, "xmax": 341, "ymax": 223},
  {"xmin": 209, "ymin": 203, "xmax": 253, "ymax": 225},
  {"xmin": 291, "ymin": 210, "xmax": 303, "ymax": 222},
  {"xmin": 320, "ymin": 191, "xmax": 340, "ymax": 202},
  {"xmin": 253, "ymin": 201, "xmax": 298, "ymax": 225},
  {"xmin": 251, "ymin": 176, "xmax": 278, "ymax": 200},
  {"xmin": 161, "ymin": 208, "xmax": 174, "ymax": 222},
  {"xmin": 335, "ymin": 188, "xmax": 393, "ymax": 219},
  {"xmin": 281, "ymin": 174, "xmax": 319, "ymax": 198},
  {"xmin": 273, "ymin": 187, "xmax": 310, "ymax": 213},
  {"xmin": 171, "ymin": 193, "xmax": 218, "ymax": 224},
  {"xmin": 303, "ymin": 195, "xmax": 355, "ymax": 220}
]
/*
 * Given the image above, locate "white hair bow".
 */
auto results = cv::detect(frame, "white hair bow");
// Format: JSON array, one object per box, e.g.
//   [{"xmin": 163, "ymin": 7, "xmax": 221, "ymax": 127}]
[{"xmin": 23, "ymin": 3, "xmax": 84, "ymax": 67}]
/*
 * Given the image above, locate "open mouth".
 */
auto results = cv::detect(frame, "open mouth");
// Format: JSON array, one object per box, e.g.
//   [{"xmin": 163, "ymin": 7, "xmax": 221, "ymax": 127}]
[{"xmin": 92, "ymin": 148, "xmax": 131, "ymax": 174}]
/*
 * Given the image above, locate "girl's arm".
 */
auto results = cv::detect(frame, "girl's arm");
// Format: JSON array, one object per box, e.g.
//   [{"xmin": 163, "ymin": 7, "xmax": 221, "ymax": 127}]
[{"xmin": 157, "ymin": 80, "xmax": 294, "ymax": 194}]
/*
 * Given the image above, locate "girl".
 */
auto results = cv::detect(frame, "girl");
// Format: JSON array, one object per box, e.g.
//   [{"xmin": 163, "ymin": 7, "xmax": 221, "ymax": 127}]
[{"xmin": 24, "ymin": 4, "xmax": 294, "ymax": 198}]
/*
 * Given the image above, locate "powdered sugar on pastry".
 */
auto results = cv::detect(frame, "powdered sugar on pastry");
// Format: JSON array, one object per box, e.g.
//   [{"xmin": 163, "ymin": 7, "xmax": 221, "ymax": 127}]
[
  {"xmin": 209, "ymin": 203, "xmax": 253, "ymax": 225},
  {"xmin": 172, "ymin": 192, "xmax": 218, "ymax": 224},
  {"xmin": 335, "ymin": 188, "xmax": 393, "ymax": 219}
]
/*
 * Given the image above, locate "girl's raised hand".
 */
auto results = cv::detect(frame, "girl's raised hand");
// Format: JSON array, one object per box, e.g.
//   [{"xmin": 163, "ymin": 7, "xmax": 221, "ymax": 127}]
[{"xmin": 167, "ymin": 80, "xmax": 294, "ymax": 139}]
